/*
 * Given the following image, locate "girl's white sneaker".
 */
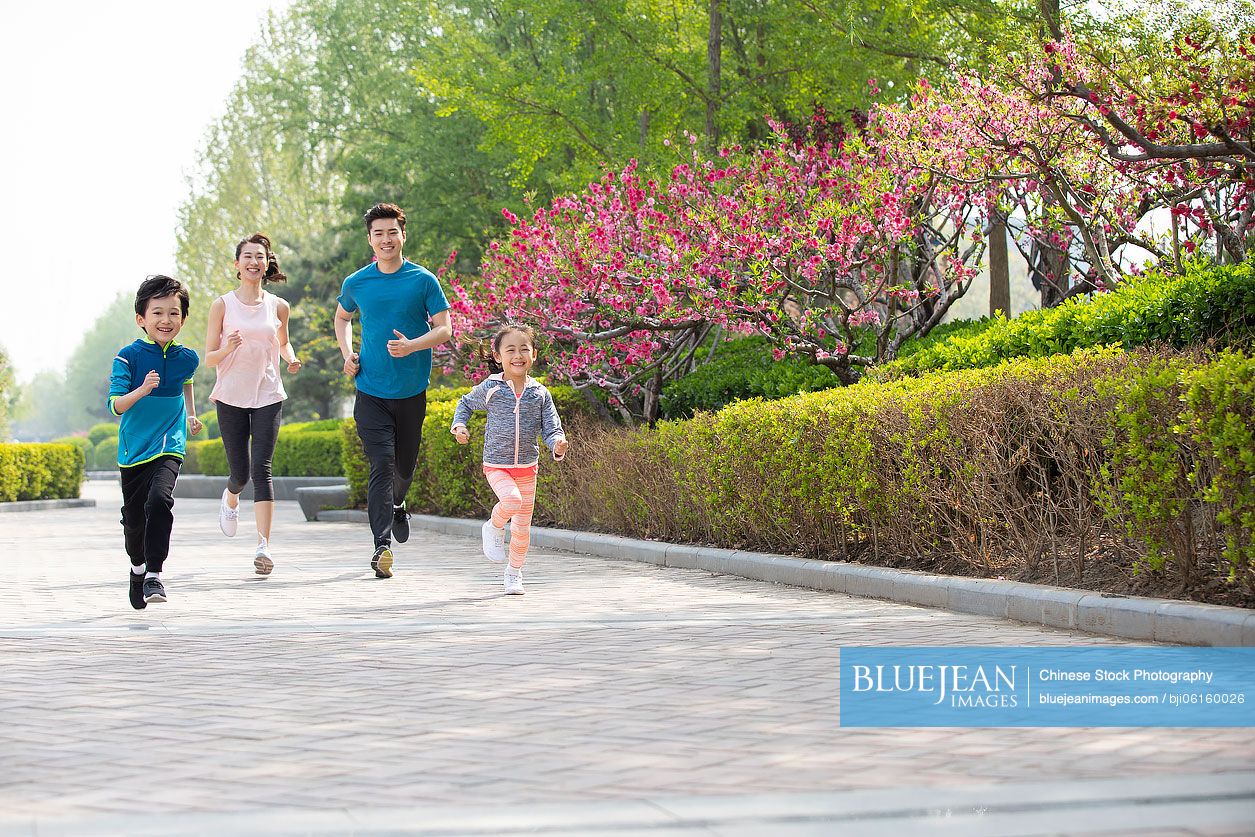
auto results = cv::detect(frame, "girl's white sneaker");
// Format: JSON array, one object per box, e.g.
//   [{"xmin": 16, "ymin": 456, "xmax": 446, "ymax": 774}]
[
  {"xmin": 504, "ymin": 565, "xmax": 524, "ymax": 595},
  {"xmin": 481, "ymin": 521, "xmax": 507, "ymax": 564},
  {"xmin": 219, "ymin": 489, "xmax": 239, "ymax": 537}
]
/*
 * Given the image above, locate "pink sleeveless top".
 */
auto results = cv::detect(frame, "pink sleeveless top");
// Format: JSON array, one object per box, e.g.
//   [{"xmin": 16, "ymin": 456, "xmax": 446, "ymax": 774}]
[{"xmin": 209, "ymin": 290, "xmax": 287, "ymax": 408}]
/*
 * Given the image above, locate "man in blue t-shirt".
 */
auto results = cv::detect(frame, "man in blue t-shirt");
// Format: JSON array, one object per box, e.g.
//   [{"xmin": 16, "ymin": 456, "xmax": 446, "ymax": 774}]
[{"xmin": 335, "ymin": 202, "xmax": 452, "ymax": 579}]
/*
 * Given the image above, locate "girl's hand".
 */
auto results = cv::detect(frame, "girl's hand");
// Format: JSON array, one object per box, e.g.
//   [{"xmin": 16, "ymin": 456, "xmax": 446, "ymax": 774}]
[
  {"xmin": 452, "ymin": 427, "xmax": 470, "ymax": 445},
  {"xmin": 224, "ymin": 330, "xmax": 244, "ymax": 352},
  {"xmin": 287, "ymin": 358, "xmax": 302, "ymax": 374},
  {"xmin": 187, "ymin": 415, "xmax": 204, "ymax": 436},
  {"xmin": 553, "ymin": 438, "xmax": 569, "ymax": 458},
  {"xmin": 138, "ymin": 370, "xmax": 160, "ymax": 395}
]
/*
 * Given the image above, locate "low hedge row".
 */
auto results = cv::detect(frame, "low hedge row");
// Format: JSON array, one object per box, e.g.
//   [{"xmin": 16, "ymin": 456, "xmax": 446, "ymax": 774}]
[
  {"xmin": 659, "ymin": 335, "xmax": 841, "ymax": 419},
  {"xmin": 186, "ymin": 430, "xmax": 344, "ymax": 477},
  {"xmin": 872, "ymin": 261, "xmax": 1254, "ymax": 381},
  {"xmin": 366, "ymin": 347, "xmax": 1251, "ymax": 597},
  {"xmin": 0, "ymin": 443, "xmax": 84, "ymax": 502}
]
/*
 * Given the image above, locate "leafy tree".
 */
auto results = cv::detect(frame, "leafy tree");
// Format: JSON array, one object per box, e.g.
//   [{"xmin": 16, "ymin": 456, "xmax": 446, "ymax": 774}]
[
  {"xmin": 10, "ymin": 371, "xmax": 71, "ymax": 441},
  {"xmin": 416, "ymin": 0, "xmax": 1027, "ymax": 196},
  {"xmin": 0, "ymin": 346, "xmax": 13, "ymax": 439},
  {"xmin": 61, "ymin": 293, "xmax": 147, "ymax": 433}
]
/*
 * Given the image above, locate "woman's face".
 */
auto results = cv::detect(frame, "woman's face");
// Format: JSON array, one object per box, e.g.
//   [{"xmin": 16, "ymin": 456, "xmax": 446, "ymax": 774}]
[{"xmin": 236, "ymin": 242, "xmax": 268, "ymax": 283}]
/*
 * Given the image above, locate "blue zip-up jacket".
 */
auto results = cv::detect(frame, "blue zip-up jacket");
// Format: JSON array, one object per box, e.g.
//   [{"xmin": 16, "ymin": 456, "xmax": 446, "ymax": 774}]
[
  {"xmin": 108, "ymin": 338, "xmax": 200, "ymax": 467},
  {"xmin": 451, "ymin": 375, "xmax": 566, "ymax": 467}
]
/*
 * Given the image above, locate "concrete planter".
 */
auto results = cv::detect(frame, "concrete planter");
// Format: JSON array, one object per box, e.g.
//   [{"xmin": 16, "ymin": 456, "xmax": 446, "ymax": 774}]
[{"xmin": 173, "ymin": 475, "xmax": 348, "ymax": 502}]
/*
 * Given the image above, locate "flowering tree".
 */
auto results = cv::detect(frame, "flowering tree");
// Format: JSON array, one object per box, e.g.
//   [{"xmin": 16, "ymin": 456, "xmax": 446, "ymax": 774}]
[
  {"xmin": 878, "ymin": 4, "xmax": 1253, "ymax": 305},
  {"xmin": 445, "ymin": 118, "xmax": 989, "ymax": 422}
]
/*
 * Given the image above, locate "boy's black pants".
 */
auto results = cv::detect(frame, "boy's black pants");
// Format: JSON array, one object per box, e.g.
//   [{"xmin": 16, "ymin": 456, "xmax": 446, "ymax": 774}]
[
  {"xmin": 353, "ymin": 390, "xmax": 426, "ymax": 548},
  {"xmin": 119, "ymin": 455, "xmax": 182, "ymax": 573}
]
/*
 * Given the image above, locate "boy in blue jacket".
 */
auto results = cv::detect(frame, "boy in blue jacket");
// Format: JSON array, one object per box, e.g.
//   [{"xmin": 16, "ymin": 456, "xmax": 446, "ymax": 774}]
[{"xmin": 109, "ymin": 275, "xmax": 202, "ymax": 609}]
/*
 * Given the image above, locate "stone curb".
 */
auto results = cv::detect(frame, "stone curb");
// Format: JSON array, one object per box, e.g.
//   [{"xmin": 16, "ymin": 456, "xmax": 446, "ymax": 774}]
[
  {"xmin": 315, "ymin": 510, "xmax": 1255, "ymax": 647},
  {"xmin": 0, "ymin": 498, "xmax": 97, "ymax": 513},
  {"xmin": 173, "ymin": 475, "xmax": 347, "ymax": 502}
]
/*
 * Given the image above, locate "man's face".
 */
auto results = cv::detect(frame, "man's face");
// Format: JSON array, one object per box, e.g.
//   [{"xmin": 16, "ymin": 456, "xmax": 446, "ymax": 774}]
[
  {"xmin": 135, "ymin": 294, "xmax": 185, "ymax": 345},
  {"xmin": 368, "ymin": 218, "xmax": 405, "ymax": 264}
]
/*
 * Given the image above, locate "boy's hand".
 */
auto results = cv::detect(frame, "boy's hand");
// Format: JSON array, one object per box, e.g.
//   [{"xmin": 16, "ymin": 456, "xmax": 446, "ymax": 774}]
[
  {"xmin": 452, "ymin": 427, "xmax": 470, "ymax": 445},
  {"xmin": 224, "ymin": 330, "xmax": 244, "ymax": 352},
  {"xmin": 553, "ymin": 438, "xmax": 569, "ymax": 458},
  {"xmin": 187, "ymin": 415, "xmax": 204, "ymax": 436},
  {"xmin": 387, "ymin": 330, "xmax": 413, "ymax": 358},
  {"xmin": 343, "ymin": 352, "xmax": 360, "ymax": 377},
  {"xmin": 138, "ymin": 370, "xmax": 160, "ymax": 395}
]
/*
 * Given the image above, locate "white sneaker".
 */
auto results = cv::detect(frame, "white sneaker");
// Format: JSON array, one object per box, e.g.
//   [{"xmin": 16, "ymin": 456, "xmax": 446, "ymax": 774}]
[
  {"xmin": 219, "ymin": 489, "xmax": 239, "ymax": 537},
  {"xmin": 481, "ymin": 521, "xmax": 507, "ymax": 564},
  {"xmin": 254, "ymin": 541, "xmax": 273, "ymax": 576},
  {"xmin": 504, "ymin": 565, "xmax": 524, "ymax": 595}
]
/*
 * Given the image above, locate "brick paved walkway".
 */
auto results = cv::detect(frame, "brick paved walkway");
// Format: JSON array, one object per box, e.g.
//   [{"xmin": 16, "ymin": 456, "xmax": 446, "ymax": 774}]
[{"xmin": 1, "ymin": 482, "xmax": 1252, "ymax": 835}]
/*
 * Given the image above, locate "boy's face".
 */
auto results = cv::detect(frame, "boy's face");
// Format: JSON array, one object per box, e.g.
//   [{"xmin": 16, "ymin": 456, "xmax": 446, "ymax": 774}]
[
  {"xmin": 135, "ymin": 294, "xmax": 185, "ymax": 345},
  {"xmin": 368, "ymin": 217, "xmax": 405, "ymax": 264}
]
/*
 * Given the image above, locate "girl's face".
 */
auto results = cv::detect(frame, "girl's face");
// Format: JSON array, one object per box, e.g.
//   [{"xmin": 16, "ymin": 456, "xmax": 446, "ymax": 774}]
[
  {"xmin": 236, "ymin": 242, "xmax": 268, "ymax": 284},
  {"xmin": 494, "ymin": 330, "xmax": 535, "ymax": 377}
]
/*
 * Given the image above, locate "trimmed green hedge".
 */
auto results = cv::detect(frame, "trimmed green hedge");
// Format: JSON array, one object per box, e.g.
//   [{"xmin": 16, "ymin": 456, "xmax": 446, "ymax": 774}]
[
  {"xmin": 186, "ymin": 429, "xmax": 344, "ymax": 477},
  {"xmin": 660, "ymin": 336, "xmax": 840, "ymax": 418},
  {"xmin": 872, "ymin": 262, "xmax": 1254, "ymax": 381},
  {"xmin": 0, "ymin": 443, "xmax": 84, "ymax": 502},
  {"xmin": 377, "ymin": 347, "xmax": 1253, "ymax": 596},
  {"xmin": 92, "ymin": 437, "xmax": 118, "ymax": 470}
]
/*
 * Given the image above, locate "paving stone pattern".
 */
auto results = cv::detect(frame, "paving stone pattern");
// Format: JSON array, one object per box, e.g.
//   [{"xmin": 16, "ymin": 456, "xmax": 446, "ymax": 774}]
[{"xmin": 1, "ymin": 482, "xmax": 1252, "ymax": 834}]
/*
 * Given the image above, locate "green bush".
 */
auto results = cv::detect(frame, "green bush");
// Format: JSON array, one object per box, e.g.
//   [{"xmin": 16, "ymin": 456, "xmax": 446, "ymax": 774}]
[
  {"xmin": 872, "ymin": 262, "xmax": 1254, "ymax": 381},
  {"xmin": 389, "ymin": 347, "xmax": 1249, "ymax": 597},
  {"xmin": 660, "ymin": 335, "xmax": 841, "ymax": 418},
  {"xmin": 186, "ymin": 427, "xmax": 343, "ymax": 477},
  {"xmin": 93, "ymin": 437, "xmax": 118, "ymax": 470},
  {"xmin": 273, "ymin": 431, "xmax": 342, "ymax": 476},
  {"xmin": 0, "ymin": 443, "xmax": 84, "ymax": 502},
  {"xmin": 53, "ymin": 436, "xmax": 93, "ymax": 466},
  {"xmin": 280, "ymin": 418, "xmax": 345, "ymax": 434},
  {"xmin": 87, "ymin": 422, "xmax": 118, "ymax": 447},
  {"xmin": 197, "ymin": 410, "xmax": 220, "ymax": 439}
]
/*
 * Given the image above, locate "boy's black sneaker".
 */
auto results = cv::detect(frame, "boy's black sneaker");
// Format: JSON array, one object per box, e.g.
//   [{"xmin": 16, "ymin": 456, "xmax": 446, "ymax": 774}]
[
  {"xmin": 371, "ymin": 545, "xmax": 394, "ymax": 579},
  {"xmin": 129, "ymin": 570, "xmax": 147, "ymax": 610},
  {"xmin": 143, "ymin": 577, "xmax": 168, "ymax": 604},
  {"xmin": 392, "ymin": 504, "xmax": 410, "ymax": 544}
]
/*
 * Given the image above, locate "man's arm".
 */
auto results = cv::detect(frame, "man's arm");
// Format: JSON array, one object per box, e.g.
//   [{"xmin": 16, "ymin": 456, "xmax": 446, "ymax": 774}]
[
  {"xmin": 388, "ymin": 309, "xmax": 453, "ymax": 357},
  {"xmin": 334, "ymin": 304, "xmax": 359, "ymax": 377}
]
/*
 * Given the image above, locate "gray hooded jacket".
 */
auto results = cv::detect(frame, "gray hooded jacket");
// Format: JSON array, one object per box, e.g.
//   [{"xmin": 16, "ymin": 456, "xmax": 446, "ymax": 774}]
[{"xmin": 451, "ymin": 375, "xmax": 566, "ymax": 467}]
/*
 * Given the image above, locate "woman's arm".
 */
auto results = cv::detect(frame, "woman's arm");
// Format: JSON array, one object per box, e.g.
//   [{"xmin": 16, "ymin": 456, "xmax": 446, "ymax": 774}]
[
  {"xmin": 277, "ymin": 298, "xmax": 301, "ymax": 372},
  {"xmin": 203, "ymin": 297, "xmax": 240, "ymax": 368}
]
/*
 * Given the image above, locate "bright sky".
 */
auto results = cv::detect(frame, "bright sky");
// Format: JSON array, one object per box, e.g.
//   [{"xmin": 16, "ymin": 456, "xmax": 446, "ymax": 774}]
[{"xmin": 0, "ymin": 0, "xmax": 289, "ymax": 383}]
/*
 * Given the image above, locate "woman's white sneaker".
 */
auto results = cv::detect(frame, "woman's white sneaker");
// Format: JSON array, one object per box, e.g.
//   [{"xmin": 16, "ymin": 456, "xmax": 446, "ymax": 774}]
[
  {"xmin": 219, "ymin": 489, "xmax": 239, "ymax": 537},
  {"xmin": 254, "ymin": 541, "xmax": 273, "ymax": 575},
  {"xmin": 481, "ymin": 521, "xmax": 507, "ymax": 564},
  {"xmin": 504, "ymin": 565, "xmax": 524, "ymax": 595}
]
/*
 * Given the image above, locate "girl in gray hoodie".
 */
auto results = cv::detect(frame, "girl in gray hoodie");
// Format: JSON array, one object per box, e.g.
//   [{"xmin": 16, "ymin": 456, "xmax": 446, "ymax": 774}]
[{"xmin": 452, "ymin": 324, "xmax": 568, "ymax": 594}]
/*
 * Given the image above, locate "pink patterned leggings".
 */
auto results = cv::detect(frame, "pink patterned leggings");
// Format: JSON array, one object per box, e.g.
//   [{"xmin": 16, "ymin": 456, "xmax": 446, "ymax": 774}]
[{"xmin": 484, "ymin": 466, "xmax": 537, "ymax": 568}]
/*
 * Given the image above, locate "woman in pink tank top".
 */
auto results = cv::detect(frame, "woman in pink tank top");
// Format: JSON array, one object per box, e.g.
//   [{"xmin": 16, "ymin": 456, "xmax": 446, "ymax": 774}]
[{"xmin": 204, "ymin": 233, "xmax": 301, "ymax": 575}]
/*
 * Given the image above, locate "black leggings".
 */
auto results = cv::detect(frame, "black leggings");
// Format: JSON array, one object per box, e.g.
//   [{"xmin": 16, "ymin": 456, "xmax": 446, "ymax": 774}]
[
  {"xmin": 120, "ymin": 455, "xmax": 182, "ymax": 573},
  {"xmin": 354, "ymin": 390, "xmax": 426, "ymax": 547},
  {"xmin": 216, "ymin": 400, "xmax": 283, "ymax": 502}
]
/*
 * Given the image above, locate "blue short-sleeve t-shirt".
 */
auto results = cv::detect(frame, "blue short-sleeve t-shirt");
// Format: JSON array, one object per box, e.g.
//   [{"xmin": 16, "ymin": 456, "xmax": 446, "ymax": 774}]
[{"xmin": 336, "ymin": 259, "xmax": 450, "ymax": 400}]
